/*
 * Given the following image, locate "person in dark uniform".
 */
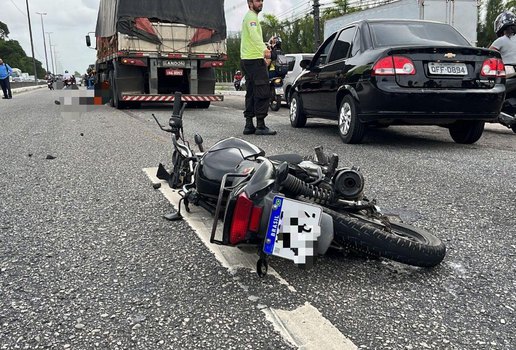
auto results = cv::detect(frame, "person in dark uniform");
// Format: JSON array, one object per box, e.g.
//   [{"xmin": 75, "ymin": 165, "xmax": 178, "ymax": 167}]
[{"xmin": 240, "ymin": 0, "xmax": 276, "ymax": 135}]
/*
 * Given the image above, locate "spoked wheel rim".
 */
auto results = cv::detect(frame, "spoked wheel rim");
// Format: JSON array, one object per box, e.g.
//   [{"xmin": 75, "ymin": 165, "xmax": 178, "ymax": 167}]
[
  {"xmin": 339, "ymin": 102, "xmax": 352, "ymax": 136},
  {"xmin": 290, "ymin": 98, "xmax": 298, "ymax": 122}
]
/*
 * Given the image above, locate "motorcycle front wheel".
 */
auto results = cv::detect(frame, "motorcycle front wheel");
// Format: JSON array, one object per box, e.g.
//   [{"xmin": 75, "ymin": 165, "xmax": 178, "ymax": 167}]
[{"xmin": 328, "ymin": 209, "xmax": 446, "ymax": 267}]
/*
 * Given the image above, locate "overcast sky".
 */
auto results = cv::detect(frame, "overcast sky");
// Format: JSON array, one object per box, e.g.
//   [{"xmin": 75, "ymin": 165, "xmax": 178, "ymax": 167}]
[{"xmin": 1, "ymin": 0, "xmax": 310, "ymax": 75}]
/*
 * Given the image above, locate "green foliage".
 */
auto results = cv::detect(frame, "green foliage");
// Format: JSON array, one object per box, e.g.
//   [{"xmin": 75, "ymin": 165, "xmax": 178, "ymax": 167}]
[
  {"xmin": 477, "ymin": 0, "xmax": 504, "ymax": 48},
  {"xmin": 0, "ymin": 39, "xmax": 45, "ymax": 78}
]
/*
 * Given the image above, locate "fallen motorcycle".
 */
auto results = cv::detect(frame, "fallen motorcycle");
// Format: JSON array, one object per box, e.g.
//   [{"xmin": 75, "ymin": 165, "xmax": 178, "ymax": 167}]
[{"xmin": 153, "ymin": 93, "xmax": 446, "ymax": 276}]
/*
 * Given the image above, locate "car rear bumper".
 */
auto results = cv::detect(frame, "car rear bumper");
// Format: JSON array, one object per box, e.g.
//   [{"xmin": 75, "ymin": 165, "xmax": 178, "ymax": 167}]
[{"xmin": 358, "ymin": 82, "xmax": 505, "ymax": 124}]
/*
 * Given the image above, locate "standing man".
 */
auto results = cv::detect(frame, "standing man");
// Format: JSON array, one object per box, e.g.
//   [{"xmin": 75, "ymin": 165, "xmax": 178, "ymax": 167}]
[
  {"xmin": 240, "ymin": 0, "xmax": 276, "ymax": 135},
  {"xmin": 0, "ymin": 58, "xmax": 13, "ymax": 99}
]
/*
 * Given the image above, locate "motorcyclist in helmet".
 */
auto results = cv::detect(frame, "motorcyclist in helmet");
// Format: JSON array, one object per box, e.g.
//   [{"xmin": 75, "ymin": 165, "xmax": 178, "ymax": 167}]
[
  {"xmin": 267, "ymin": 36, "xmax": 283, "ymax": 79},
  {"xmin": 489, "ymin": 11, "xmax": 516, "ymax": 65}
]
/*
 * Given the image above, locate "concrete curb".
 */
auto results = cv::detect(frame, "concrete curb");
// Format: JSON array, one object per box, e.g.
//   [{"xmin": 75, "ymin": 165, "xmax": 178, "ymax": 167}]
[
  {"xmin": 215, "ymin": 90, "xmax": 245, "ymax": 96},
  {"xmin": 12, "ymin": 85, "xmax": 47, "ymax": 95}
]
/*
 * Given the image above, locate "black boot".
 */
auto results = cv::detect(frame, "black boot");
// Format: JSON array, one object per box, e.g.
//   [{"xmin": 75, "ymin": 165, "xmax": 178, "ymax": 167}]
[
  {"xmin": 243, "ymin": 118, "xmax": 256, "ymax": 135},
  {"xmin": 255, "ymin": 117, "xmax": 277, "ymax": 135}
]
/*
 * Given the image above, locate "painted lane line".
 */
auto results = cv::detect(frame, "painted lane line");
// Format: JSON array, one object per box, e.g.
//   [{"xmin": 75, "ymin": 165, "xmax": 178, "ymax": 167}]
[{"xmin": 143, "ymin": 167, "xmax": 357, "ymax": 350}]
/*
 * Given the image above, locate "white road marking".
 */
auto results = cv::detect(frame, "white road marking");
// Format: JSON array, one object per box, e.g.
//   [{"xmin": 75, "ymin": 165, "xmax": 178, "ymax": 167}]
[{"xmin": 143, "ymin": 167, "xmax": 357, "ymax": 350}]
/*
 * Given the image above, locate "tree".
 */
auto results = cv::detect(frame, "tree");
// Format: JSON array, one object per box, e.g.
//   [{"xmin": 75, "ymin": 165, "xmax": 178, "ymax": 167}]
[
  {"xmin": 477, "ymin": 0, "xmax": 504, "ymax": 47},
  {"xmin": 0, "ymin": 21, "xmax": 9, "ymax": 40},
  {"xmin": 0, "ymin": 39, "xmax": 45, "ymax": 78}
]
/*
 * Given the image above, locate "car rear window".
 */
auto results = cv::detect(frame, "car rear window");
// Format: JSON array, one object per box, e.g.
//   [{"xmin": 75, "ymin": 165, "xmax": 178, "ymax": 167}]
[{"xmin": 369, "ymin": 22, "xmax": 470, "ymax": 47}]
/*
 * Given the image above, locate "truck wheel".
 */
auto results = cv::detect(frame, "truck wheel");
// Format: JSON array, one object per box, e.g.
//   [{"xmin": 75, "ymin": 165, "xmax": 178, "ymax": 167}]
[
  {"xmin": 449, "ymin": 121, "xmax": 484, "ymax": 144},
  {"xmin": 110, "ymin": 71, "xmax": 127, "ymax": 109}
]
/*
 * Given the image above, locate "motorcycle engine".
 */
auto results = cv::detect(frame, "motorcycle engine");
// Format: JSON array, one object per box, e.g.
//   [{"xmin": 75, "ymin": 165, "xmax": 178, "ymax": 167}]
[{"xmin": 332, "ymin": 167, "xmax": 364, "ymax": 200}]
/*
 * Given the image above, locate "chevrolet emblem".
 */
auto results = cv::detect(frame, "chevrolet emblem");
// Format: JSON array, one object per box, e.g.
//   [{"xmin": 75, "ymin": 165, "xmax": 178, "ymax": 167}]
[{"xmin": 444, "ymin": 53, "xmax": 456, "ymax": 58}]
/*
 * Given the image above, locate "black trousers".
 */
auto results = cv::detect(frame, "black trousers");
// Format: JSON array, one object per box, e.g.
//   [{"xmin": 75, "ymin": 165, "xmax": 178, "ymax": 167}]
[
  {"xmin": 241, "ymin": 59, "xmax": 269, "ymax": 119},
  {"xmin": 0, "ymin": 77, "xmax": 12, "ymax": 98}
]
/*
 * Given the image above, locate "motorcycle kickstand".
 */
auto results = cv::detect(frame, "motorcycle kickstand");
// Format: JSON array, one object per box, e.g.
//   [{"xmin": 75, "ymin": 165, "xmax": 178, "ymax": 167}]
[
  {"xmin": 256, "ymin": 252, "xmax": 269, "ymax": 278},
  {"xmin": 163, "ymin": 196, "xmax": 185, "ymax": 221}
]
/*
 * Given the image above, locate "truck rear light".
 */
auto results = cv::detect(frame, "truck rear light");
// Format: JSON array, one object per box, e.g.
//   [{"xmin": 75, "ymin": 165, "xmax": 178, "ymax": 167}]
[
  {"xmin": 201, "ymin": 61, "xmax": 224, "ymax": 68},
  {"xmin": 481, "ymin": 58, "xmax": 505, "ymax": 77},
  {"xmin": 372, "ymin": 56, "xmax": 416, "ymax": 76},
  {"xmin": 229, "ymin": 193, "xmax": 262, "ymax": 244},
  {"xmin": 121, "ymin": 58, "xmax": 147, "ymax": 67}
]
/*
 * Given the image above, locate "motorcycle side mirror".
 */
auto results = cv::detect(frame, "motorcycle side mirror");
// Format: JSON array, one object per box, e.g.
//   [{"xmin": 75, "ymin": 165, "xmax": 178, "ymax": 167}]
[{"xmin": 194, "ymin": 133, "xmax": 204, "ymax": 152}]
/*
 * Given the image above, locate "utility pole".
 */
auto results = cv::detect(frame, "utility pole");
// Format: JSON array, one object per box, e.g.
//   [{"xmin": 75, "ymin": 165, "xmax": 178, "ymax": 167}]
[
  {"xmin": 313, "ymin": 0, "xmax": 321, "ymax": 49},
  {"xmin": 36, "ymin": 12, "xmax": 49, "ymax": 74},
  {"xmin": 46, "ymin": 32, "xmax": 55, "ymax": 74},
  {"xmin": 25, "ymin": 0, "xmax": 38, "ymax": 82}
]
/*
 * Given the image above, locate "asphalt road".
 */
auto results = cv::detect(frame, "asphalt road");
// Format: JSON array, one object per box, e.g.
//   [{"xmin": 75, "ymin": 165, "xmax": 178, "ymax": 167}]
[{"xmin": 1, "ymin": 89, "xmax": 515, "ymax": 349}]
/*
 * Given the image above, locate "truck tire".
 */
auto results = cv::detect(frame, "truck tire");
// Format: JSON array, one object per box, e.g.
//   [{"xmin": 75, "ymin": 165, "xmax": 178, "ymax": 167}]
[{"xmin": 109, "ymin": 71, "xmax": 127, "ymax": 109}]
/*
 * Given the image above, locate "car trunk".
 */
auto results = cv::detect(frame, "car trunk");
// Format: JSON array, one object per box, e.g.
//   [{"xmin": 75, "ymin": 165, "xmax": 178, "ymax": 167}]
[{"xmin": 387, "ymin": 46, "xmax": 501, "ymax": 89}]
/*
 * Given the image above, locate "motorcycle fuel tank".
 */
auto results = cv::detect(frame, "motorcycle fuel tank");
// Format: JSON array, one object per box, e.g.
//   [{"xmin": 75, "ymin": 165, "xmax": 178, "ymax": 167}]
[{"xmin": 195, "ymin": 138, "xmax": 265, "ymax": 198}]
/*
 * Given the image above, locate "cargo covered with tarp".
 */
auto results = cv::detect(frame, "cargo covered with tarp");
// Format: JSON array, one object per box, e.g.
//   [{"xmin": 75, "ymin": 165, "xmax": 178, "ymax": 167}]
[{"xmin": 95, "ymin": 0, "xmax": 227, "ymax": 59}]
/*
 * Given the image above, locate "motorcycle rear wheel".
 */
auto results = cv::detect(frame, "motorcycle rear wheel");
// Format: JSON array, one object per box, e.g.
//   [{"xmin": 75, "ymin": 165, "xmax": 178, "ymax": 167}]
[
  {"xmin": 270, "ymin": 88, "xmax": 281, "ymax": 111},
  {"xmin": 329, "ymin": 209, "xmax": 446, "ymax": 267}
]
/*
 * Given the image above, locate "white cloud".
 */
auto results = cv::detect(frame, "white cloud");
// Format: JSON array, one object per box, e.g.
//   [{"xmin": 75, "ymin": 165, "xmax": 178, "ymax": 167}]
[{"xmin": 1, "ymin": 0, "xmax": 302, "ymax": 74}]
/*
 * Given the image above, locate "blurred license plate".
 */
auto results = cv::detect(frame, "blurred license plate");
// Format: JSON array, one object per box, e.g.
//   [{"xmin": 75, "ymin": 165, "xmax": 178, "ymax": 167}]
[
  {"xmin": 275, "ymin": 87, "xmax": 283, "ymax": 95},
  {"xmin": 428, "ymin": 62, "xmax": 467, "ymax": 75},
  {"xmin": 263, "ymin": 196, "xmax": 322, "ymax": 264},
  {"xmin": 165, "ymin": 69, "xmax": 183, "ymax": 76}
]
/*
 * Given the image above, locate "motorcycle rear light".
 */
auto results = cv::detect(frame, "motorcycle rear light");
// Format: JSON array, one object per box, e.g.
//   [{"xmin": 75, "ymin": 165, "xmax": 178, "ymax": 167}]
[
  {"xmin": 229, "ymin": 193, "xmax": 254, "ymax": 244},
  {"xmin": 481, "ymin": 58, "xmax": 505, "ymax": 77},
  {"xmin": 372, "ymin": 56, "xmax": 416, "ymax": 76},
  {"xmin": 248, "ymin": 206, "xmax": 263, "ymax": 233}
]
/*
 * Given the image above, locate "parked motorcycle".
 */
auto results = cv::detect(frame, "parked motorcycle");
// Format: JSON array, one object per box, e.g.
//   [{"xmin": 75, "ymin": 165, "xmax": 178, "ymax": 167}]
[
  {"xmin": 498, "ymin": 69, "xmax": 516, "ymax": 133},
  {"xmin": 153, "ymin": 93, "xmax": 446, "ymax": 276},
  {"xmin": 269, "ymin": 76, "xmax": 283, "ymax": 112}
]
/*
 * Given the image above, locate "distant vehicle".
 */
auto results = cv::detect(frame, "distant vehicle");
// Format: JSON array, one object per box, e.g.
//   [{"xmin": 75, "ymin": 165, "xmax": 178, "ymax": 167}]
[
  {"xmin": 87, "ymin": 0, "xmax": 226, "ymax": 109},
  {"xmin": 75, "ymin": 76, "xmax": 83, "ymax": 86},
  {"xmin": 283, "ymin": 53, "xmax": 314, "ymax": 104},
  {"xmin": 289, "ymin": 19, "xmax": 505, "ymax": 144}
]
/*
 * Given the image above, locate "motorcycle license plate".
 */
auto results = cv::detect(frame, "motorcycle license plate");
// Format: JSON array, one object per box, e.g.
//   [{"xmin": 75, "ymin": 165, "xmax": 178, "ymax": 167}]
[
  {"xmin": 263, "ymin": 196, "xmax": 322, "ymax": 264},
  {"xmin": 274, "ymin": 87, "xmax": 283, "ymax": 95}
]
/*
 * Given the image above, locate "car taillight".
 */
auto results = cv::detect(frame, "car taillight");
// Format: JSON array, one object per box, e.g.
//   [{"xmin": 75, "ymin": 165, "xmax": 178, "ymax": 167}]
[
  {"xmin": 481, "ymin": 58, "xmax": 505, "ymax": 77},
  {"xmin": 372, "ymin": 56, "xmax": 416, "ymax": 76},
  {"xmin": 229, "ymin": 193, "xmax": 263, "ymax": 245}
]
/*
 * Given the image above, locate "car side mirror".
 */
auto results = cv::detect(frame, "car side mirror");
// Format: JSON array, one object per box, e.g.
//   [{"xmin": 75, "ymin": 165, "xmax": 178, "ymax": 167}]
[
  {"xmin": 86, "ymin": 35, "xmax": 91, "ymax": 47},
  {"xmin": 300, "ymin": 59, "xmax": 310, "ymax": 70}
]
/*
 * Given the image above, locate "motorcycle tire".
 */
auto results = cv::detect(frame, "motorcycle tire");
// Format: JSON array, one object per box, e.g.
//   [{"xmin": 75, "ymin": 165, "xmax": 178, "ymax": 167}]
[
  {"xmin": 327, "ymin": 209, "xmax": 446, "ymax": 267},
  {"xmin": 270, "ymin": 89, "xmax": 281, "ymax": 111}
]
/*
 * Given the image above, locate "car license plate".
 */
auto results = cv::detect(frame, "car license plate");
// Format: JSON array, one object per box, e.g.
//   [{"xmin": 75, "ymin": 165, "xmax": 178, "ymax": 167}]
[
  {"xmin": 274, "ymin": 87, "xmax": 283, "ymax": 95},
  {"xmin": 428, "ymin": 62, "xmax": 467, "ymax": 75},
  {"xmin": 263, "ymin": 196, "xmax": 322, "ymax": 264},
  {"xmin": 165, "ymin": 69, "xmax": 183, "ymax": 76},
  {"xmin": 163, "ymin": 60, "xmax": 186, "ymax": 68}
]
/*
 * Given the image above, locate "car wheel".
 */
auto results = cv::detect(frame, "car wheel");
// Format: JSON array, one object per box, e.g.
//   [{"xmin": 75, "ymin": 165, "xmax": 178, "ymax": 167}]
[
  {"xmin": 448, "ymin": 121, "xmax": 484, "ymax": 144},
  {"xmin": 511, "ymin": 124, "xmax": 516, "ymax": 133},
  {"xmin": 289, "ymin": 92, "xmax": 307, "ymax": 127},
  {"xmin": 338, "ymin": 95, "xmax": 365, "ymax": 144}
]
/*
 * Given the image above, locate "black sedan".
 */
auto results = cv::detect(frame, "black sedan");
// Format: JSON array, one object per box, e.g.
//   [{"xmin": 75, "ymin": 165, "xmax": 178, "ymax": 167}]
[{"xmin": 289, "ymin": 19, "xmax": 506, "ymax": 144}]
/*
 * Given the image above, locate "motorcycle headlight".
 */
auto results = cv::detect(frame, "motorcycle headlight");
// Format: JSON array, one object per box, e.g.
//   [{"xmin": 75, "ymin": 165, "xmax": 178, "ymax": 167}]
[
  {"xmin": 332, "ymin": 167, "xmax": 364, "ymax": 200},
  {"xmin": 273, "ymin": 78, "xmax": 282, "ymax": 84}
]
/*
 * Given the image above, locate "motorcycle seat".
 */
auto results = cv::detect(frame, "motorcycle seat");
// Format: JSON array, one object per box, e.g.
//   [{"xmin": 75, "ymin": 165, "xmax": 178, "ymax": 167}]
[{"xmin": 268, "ymin": 153, "xmax": 303, "ymax": 165}]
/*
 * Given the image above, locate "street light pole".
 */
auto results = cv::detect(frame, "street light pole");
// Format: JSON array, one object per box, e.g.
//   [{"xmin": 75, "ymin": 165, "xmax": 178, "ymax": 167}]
[
  {"xmin": 46, "ymin": 32, "xmax": 55, "ymax": 74},
  {"xmin": 36, "ymin": 12, "xmax": 49, "ymax": 74},
  {"xmin": 25, "ymin": 0, "xmax": 38, "ymax": 82}
]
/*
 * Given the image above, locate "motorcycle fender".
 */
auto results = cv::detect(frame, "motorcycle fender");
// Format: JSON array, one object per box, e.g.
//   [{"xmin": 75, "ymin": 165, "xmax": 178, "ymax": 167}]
[{"xmin": 318, "ymin": 213, "xmax": 334, "ymax": 255}]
